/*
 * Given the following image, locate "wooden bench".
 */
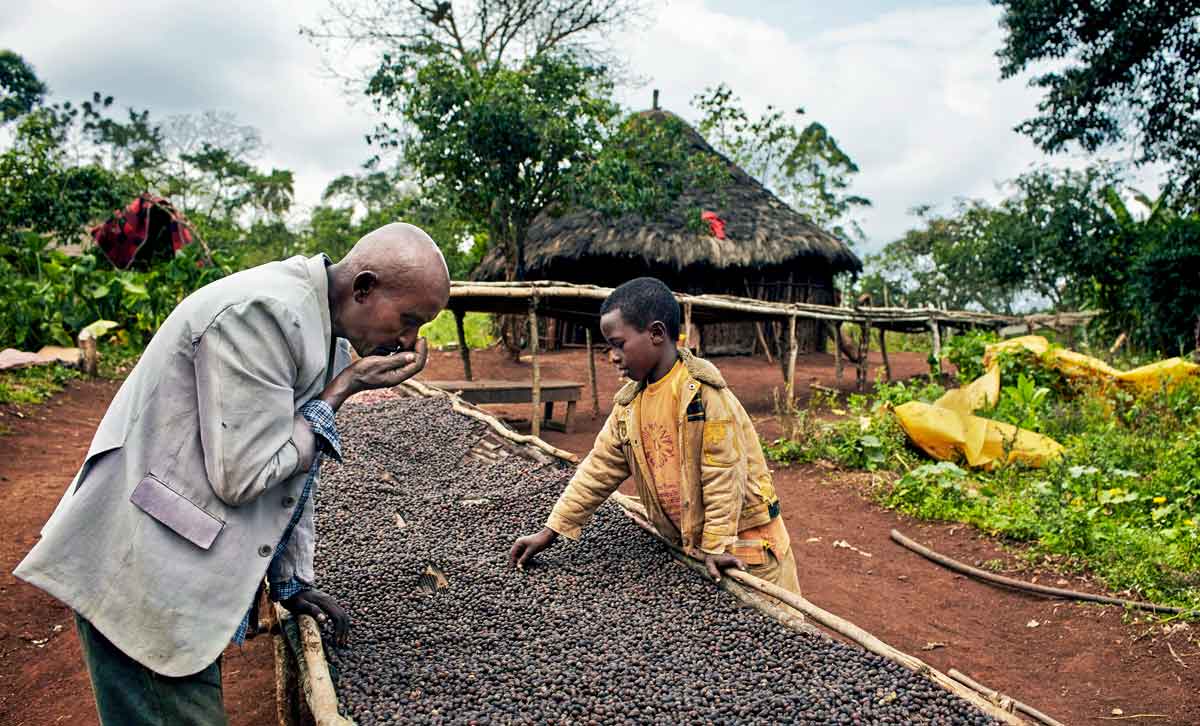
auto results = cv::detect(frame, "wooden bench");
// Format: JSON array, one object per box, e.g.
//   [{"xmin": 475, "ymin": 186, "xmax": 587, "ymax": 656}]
[{"xmin": 422, "ymin": 379, "xmax": 583, "ymax": 433}]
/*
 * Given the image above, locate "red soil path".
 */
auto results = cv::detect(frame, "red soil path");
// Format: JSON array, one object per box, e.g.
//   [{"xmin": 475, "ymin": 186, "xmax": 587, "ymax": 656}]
[{"xmin": 1, "ymin": 347, "xmax": 1195, "ymax": 725}]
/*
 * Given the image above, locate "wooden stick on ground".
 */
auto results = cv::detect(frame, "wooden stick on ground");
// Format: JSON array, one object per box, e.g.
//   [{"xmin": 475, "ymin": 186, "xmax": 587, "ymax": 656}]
[
  {"xmin": 891, "ymin": 529, "xmax": 1195, "ymax": 616},
  {"xmin": 608, "ymin": 493, "xmax": 1027, "ymax": 726},
  {"xmin": 274, "ymin": 605, "xmax": 351, "ymax": 726},
  {"xmin": 948, "ymin": 669, "xmax": 1064, "ymax": 726},
  {"xmin": 403, "ymin": 379, "xmax": 580, "ymax": 464}
]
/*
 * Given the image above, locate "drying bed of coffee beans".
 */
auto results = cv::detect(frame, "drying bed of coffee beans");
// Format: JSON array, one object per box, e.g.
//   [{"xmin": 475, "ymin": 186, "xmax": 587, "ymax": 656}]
[{"xmin": 313, "ymin": 396, "xmax": 996, "ymax": 725}]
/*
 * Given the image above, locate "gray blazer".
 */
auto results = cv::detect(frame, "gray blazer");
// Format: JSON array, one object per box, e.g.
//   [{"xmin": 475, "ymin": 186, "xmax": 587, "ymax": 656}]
[{"xmin": 15, "ymin": 254, "xmax": 351, "ymax": 677}]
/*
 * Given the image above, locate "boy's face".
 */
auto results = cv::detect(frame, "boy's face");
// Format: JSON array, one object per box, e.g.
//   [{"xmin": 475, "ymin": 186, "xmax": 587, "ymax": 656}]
[{"xmin": 600, "ymin": 308, "xmax": 666, "ymax": 382}]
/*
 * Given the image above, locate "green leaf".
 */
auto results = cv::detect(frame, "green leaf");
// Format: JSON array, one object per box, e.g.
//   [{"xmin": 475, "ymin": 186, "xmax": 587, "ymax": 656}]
[{"xmin": 82, "ymin": 319, "xmax": 120, "ymax": 339}]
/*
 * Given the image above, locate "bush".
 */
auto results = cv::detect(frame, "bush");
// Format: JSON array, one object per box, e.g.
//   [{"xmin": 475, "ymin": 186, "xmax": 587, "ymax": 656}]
[
  {"xmin": 0, "ymin": 240, "xmax": 229, "ymax": 351},
  {"xmin": 943, "ymin": 329, "xmax": 999, "ymax": 381}
]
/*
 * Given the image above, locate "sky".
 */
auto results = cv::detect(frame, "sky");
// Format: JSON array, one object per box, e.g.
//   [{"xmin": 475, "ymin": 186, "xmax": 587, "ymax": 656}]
[{"xmin": 0, "ymin": 0, "xmax": 1151, "ymax": 255}]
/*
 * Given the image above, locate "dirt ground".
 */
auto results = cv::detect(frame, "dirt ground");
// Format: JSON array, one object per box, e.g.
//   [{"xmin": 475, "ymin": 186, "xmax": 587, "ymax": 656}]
[{"xmin": 1, "ymin": 346, "xmax": 1196, "ymax": 725}]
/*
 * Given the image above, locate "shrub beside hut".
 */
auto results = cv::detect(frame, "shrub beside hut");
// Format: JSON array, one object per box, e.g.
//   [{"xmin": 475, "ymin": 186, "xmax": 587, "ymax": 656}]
[{"xmin": 473, "ymin": 109, "xmax": 862, "ymax": 356}]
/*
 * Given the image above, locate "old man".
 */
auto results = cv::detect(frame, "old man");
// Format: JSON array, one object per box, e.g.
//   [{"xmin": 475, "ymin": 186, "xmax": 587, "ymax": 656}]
[{"xmin": 15, "ymin": 223, "xmax": 450, "ymax": 725}]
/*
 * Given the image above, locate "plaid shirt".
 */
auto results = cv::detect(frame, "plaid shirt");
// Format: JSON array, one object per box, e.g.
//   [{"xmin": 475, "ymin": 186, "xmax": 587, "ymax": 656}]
[{"xmin": 232, "ymin": 399, "xmax": 341, "ymax": 644}]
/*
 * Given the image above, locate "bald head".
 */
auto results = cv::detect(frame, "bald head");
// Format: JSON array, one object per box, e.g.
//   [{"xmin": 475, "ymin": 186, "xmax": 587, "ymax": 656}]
[
  {"xmin": 328, "ymin": 222, "xmax": 451, "ymax": 357},
  {"xmin": 340, "ymin": 222, "xmax": 450, "ymax": 296}
]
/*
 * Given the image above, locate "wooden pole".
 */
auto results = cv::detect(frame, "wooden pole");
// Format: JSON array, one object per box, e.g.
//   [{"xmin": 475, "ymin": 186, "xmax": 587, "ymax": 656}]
[
  {"xmin": 529, "ymin": 297, "xmax": 541, "ymax": 438},
  {"xmin": 857, "ymin": 322, "xmax": 870, "ymax": 391},
  {"xmin": 832, "ymin": 322, "xmax": 843, "ymax": 383},
  {"xmin": 929, "ymin": 318, "xmax": 942, "ymax": 379},
  {"xmin": 78, "ymin": 329, "xmax": 98, "ymax": 377},
  {"xmin": 786, "ymin": 315, "xmax": 798, "ymax": 404},
  {"xmin": 453, "ymin": 309, "xmax": 472, "ymax": 381},
  {"xmin": 586, "ymin": 327, "xmax": 599, "ymax": 417},
  {"xmin": 754, "ymin": 323, "xmax": 774, "ymax": 364},
  {"xmin": 948, "ymin": 670, "xmax": 1063, "ymax": 726},
  {"xmin": 683, "ymin": 302, "xmax": 693, "ymax": 350},
  {"xmin": 878, "ymin": 327, "xmax": 892, "ymax": 382}
]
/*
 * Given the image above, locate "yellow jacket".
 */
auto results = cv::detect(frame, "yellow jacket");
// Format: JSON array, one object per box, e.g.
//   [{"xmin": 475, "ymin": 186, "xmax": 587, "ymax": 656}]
[{"xmin": 546, "ymin": 349, "xmax": 786, "ymax": 558}]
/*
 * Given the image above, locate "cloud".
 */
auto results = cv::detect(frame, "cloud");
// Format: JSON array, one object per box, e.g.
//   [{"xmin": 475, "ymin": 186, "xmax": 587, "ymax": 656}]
[
  {"xmin": 613, "ymin": 1, "xmax": 1095, "ymax": 252},
  {"xmin": 1, "ymin": 0, "xmax": 1160, "ymax": 253},
  {"xmin": 1, "ymin": 0, "xmax": 379, "ymax": 217}
]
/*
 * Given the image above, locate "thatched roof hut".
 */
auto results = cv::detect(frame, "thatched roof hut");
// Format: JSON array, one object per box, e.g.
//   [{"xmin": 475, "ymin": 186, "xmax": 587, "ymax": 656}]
[{"xmin": 474, "ymin": 109, "xmax": 863, "ymax": 354}]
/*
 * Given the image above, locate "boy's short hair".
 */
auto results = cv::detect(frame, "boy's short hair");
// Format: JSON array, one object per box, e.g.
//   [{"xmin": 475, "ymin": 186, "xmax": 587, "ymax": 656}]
[{"xmin": 599, "ymin": 277, "xmax": 681, "ymax": 339}]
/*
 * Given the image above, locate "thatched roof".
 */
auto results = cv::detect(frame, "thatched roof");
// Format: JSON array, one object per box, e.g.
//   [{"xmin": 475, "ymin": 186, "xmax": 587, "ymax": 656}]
[{"xmin": 475, "ymin": 109, "xmax": 862, "ymax": 281}]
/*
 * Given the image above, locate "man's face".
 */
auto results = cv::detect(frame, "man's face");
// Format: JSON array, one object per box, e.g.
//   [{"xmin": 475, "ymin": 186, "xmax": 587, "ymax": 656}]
[
  {"xmin": 600, "ymin": 308, "xmax": 662, "ymax": 382},
  {"xmin": 345, "ymin": 280, "xmax": 446, "ymax": 358}
]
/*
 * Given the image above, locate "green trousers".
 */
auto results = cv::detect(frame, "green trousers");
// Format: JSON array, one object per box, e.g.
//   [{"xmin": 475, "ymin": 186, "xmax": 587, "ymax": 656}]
[{"xmin": 75, "ymin": 613, "xmax": 228, "ymax": 726}]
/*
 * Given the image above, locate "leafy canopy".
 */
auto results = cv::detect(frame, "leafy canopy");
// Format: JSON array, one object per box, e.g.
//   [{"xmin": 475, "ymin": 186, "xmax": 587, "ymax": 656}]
[
  {"xmin": 994, "ymin": 1, "xmax": 1200, "ymax": 194},
  {"xmin": 693, "ymin": 83, "xmax": 870, "ymax": 243}
]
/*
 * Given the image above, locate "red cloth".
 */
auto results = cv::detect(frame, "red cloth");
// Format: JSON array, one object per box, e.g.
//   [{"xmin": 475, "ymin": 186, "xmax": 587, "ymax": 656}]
[
  {"xmin": 701, "ymin": 210, "xmax": 726, "ymax": 239},
  {"xmin": 90, "ymin": 194, "xmax": 196, "ymax": 269}
]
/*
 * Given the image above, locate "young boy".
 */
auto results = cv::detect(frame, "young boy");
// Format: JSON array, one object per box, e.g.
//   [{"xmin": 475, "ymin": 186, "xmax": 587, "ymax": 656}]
[{"xmin": 509, "ymin": 277, "xmax": 799, "ymax": 592}]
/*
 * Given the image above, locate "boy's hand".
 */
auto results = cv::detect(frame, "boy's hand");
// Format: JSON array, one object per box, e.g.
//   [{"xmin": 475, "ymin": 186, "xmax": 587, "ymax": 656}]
[
  {"xmin": 509, "ymin": 527, "xmax": 559, "ymax": 569},
  {"xmin": 703, "ymin": 553, "xmax": 746, "ymax": 583}
]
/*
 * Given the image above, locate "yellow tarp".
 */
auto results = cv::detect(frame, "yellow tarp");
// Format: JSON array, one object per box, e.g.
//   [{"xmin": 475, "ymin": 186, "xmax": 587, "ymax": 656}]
[
  {"xmin": 894, "ymin": 335, "xmax": 1200, "ymax": 470},
  {"xmin": 982, "ymin": 335, "xmax": 1200, "ymax": 390},
  {"xmin": 895, "ymin": 401, "xmax": 1064, "ymax": 470}
]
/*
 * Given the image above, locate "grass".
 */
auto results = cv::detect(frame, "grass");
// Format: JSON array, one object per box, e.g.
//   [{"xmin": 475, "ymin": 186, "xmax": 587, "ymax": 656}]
[
  {"xmin": 763, "ymin": 351, "xmax": 1200, "ymax": 613},
  {"xmin": 0, "ymin": 363, "xmax": 83, "ymax": 406}
]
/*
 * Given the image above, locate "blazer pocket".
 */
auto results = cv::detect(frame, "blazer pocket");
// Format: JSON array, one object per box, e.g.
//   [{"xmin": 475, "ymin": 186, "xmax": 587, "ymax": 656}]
[{"xmin": 130, "ymin": 473, "xmax": 226, "ymax": 550}]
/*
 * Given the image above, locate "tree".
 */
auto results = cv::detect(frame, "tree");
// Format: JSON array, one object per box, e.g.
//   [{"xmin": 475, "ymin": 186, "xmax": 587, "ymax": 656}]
[
  {"xmin": 994, "ymin": 1, "xmax": 1200, "ymax": 193},
  {"xmin": 693, "ymin": 84, "xmax": 870, "ymax": 243},
  {"xmin": 371, "ymin": 51, "xmax": 615, "ymax": 280},
  {"xmin": 311, "ymin": 164, "xmax": 486, "ymax": 277},
  {"xmin": 0, "ymin": 50, "xmax": 47, "ymax": 122},
  {"xmin": 863, "ymin": 201, "xmax": 1018, "ymax": 313},
  {"xmin": 985, "ymin": 165, "xmax": 1120, "ymax": 311},
  {"xmin": 306, "ymin": 0, "xmax": 648, "ymax": 280},
  {"xmin": 303, "ymin": 0, "xmax": 644, "ymax": 76}
]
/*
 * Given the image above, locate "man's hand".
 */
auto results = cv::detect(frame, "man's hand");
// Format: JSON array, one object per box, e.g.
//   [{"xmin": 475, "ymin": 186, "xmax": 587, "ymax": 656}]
[
  {"xmin": 282, "ymin": 588, "xmax": 350, "ymax": 647},
  {"xmin": 703, "ymin": 552, "xmax": 746, "ymax": 583},
  {"xmin": 322, "ymin": 338, "xmax": 430, "ymax": 410},
  {"xmin": 509, "ymin": 527, "xmax": 559, "ymax": 570}
]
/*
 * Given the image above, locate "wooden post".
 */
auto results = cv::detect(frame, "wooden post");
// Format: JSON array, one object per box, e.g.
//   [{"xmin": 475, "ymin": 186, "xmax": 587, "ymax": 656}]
[
  {"xmin": 754, "ymin": 322, "xmax": 774, "ymax": 364},
  {"xmin": 683, "ymin": 302, "xmax": 693, "ymax": 350},
  {"xmin": 529, "ymin": 297, "xmax": 541, "ymax": 438},
  {"xmin": 857, "ymin": 322, "xmax": 870, "ymax": 391},
  {"xmin": 832, "ymin": 322, "xmax": 843, "ymax": 383},
  {"xmin": 453, "ymin": 309, "xmax": 472, "ymax": 381},
  {"xmin": 786, "ymin": 315, "xmax": 798, "ymax": 404},
  {"xmin": 586, "ymin": 327, "xmax": 599, "ymax": 417},
  {"xmin": 929, "ymin": 318, "xmax": 942, "ymax": 379},
  {"xmin": 78, "ymin": 329, "xmax": 98, "ymax": 377},
  {"xmin": 878, "ymin": 327, "xmax": 892, "ymax": 382}
]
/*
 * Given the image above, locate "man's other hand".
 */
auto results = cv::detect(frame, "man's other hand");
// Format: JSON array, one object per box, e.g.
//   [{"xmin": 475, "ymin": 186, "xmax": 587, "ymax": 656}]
[{"xmin": 282, "ymin": 588, "xmax": 350, "ymax": 647}]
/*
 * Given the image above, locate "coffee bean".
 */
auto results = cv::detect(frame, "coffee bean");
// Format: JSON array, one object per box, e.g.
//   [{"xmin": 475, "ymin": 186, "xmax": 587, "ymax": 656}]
[{"xmin": 311, "ymin": 396, "xmax": 997, "ymax": 725}]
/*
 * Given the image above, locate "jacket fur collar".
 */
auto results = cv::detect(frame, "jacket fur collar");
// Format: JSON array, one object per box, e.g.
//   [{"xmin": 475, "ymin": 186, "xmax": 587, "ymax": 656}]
[{"xmin": 613, "ymin": 348, "xmax": 726, "ymax": 407}]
